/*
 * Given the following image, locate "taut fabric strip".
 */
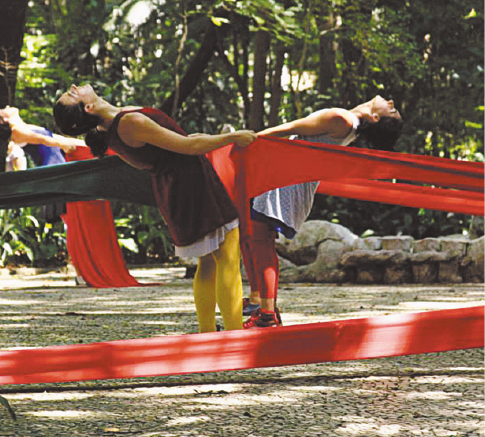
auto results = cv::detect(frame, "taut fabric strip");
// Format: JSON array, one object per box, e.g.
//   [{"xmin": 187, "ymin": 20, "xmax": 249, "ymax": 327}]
[{"xmin": 0, "ymin": 306, "xmax": 482, "ymax": 385}]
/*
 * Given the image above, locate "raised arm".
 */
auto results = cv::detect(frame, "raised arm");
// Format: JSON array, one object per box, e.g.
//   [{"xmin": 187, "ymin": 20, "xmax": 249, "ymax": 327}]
[
  {"xmin": 11, "ymin": 124, "xmax": 86, "ymax": 153},
  {"xmin": 117, "ymin": 112, "xmax": 257, "ymax": 155},
  {"xmin": 51, "ymin": 134, "xmax": 87, "ymax": 153},
  {"xmin": 257, "ymin": 108, "xmax": 354, "ymax": 139}
]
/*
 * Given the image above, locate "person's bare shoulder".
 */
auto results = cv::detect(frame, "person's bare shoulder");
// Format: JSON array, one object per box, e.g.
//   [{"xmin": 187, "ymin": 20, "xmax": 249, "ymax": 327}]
[{"xmin": 323, "ymin": 108, "xmax": 354, "ymax": 139}]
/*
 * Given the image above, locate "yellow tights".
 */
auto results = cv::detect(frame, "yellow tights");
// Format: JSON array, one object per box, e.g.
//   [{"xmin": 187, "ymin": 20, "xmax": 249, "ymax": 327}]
[{"xmin": 193, "ymin": 227, "xmax": 243, "ymax": 332}]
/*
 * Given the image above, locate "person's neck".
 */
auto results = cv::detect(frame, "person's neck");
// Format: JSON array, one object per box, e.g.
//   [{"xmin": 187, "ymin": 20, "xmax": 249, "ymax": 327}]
[
  {"xmin": 96, "ymin": 100, "xmax": 123, "ymax": 131},
  {"xmin": 350, "ymin": 103, "xmax": 372, "ymax": 123}
]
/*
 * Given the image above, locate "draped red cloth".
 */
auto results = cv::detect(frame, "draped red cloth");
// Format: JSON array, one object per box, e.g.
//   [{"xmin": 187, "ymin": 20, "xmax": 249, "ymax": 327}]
[
  {"xmin": 207, "ymin": 136, "xmax": 483, "ymax": 238},
  {"xmin": 63, "ymin": 147, "xmax": 141, "ymax": 288}
]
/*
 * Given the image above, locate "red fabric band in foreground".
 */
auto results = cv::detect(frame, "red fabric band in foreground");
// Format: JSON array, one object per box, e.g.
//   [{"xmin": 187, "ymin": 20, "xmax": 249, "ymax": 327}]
[{"xmin": 0, "ymin": 306, "xmax": 482, "ymax": 385}]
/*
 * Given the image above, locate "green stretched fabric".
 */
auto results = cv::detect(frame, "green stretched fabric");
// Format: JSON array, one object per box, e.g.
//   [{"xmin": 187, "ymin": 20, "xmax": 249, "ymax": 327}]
[{"xmin": 0, "ymin": 156, "xmax": 156, "ymax": 209}]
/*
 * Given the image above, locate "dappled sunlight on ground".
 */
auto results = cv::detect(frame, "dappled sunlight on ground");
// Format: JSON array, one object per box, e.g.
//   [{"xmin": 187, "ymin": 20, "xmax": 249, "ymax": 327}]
[
  {"xmin": 0, "ymin": 268, "xmax": 483, "ymax": 436},
  {"xmin": 27, "ymin": 410, "xmax": 119, "ymax": 419}
]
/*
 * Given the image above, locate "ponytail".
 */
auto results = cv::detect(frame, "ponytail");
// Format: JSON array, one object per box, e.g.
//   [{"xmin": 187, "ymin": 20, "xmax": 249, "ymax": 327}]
[{"xmin": 85, "ymin": 128, "xmax": 108, "ymax": 157}]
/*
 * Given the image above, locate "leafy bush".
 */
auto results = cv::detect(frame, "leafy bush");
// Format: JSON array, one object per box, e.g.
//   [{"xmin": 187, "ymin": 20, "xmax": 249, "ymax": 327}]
[
  {"xmin": 0, "ymin": 208, "xmax": 67, "ymax": 268},
  {"xmin": 309, "ymin": 195, "xmax": 473, "ymax": 239},
  {"xmin": 112, "ymin": 202, "xmax": 175, "ymax": 264}
]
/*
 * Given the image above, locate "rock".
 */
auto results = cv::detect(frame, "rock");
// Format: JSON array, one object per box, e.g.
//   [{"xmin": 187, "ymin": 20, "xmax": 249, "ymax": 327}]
[
  {"xmin": 412, "ymin": 262, "xmax": 439, "ymax": 283},
  {"xmin": 461, "ymin": 236, "xmax": 485, "ymax": 283},
  {"xmin": 277, "ymin": 221, "xmax": 357, "ymax": 283},
  {"xmin": 439, "ymin": 238, "xmax": 467, "ymax": 256},
  {"xmin": 410, "ymin": 251, "xmax": 452, "ymax": 284},
  {"xmin": 276, "ymin": 220, "xmax": 357, "ymax": 266},
  {"xmin": 437, "ymin": 238, "xmax": 466, "ymax": 283},
  {"xmin": 413, "ymin": 238, "xmax": 440, "ymax": 252},
  {"xmin": 246, "ymin": 220, "xmax": 484, "ymax": 285},
  {"xmin": 381, "ymin": 236, "xmax": 414, "ymax": 252},
  {"xmin": 340, "ymin": 250, "xmax": 412, "ymax": 284},
  {"xmin": 352, "ymin": 237, "xmax": 382, "ymax": 251}
]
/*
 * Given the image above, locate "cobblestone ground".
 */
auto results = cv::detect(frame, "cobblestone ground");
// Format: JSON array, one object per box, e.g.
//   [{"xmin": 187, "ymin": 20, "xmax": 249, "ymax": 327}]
[{"xmin": 0, "ymin": 267, "xmax": 483, "ymax": 437}]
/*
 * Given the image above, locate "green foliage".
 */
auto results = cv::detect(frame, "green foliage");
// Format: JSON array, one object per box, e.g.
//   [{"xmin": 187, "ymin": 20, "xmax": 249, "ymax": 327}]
[
  {"xmin": 217, "ymin": 0, "xmax": 305, "ymax": 42},
  {"xmin": 112, "ymin": 202, "xmax": 174, "ymax": 264},
  {"xmin": 0, "ymin": 208, "xmax": 67, "ymax": 267},
  {"xmin": 0, "ymin": 209, "xmax": 31, "ymax": 267},
  {"xmin": 16, "ymin": 34, "xmax": 63, "ymax": 130},
  {"xmin": 309, "ymin": 196, "xmax": 472, "ymax": 239}
]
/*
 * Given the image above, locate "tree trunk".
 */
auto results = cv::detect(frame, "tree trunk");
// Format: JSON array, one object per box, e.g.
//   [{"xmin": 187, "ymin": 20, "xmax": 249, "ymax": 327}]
[
  {"xmin": 161, "ymin": 20, "xmax": 218, "ymax": 115},
  {"xmin": 0, "ymin": 0, "xmax": 28, "ymax": 172},
  {"xmin": 249, "ymin": 30, "xmax": 271, "ymax": 132},
  {"xmin": 267, "ymin": 41, "xmax": 286, "ymax": 128},
  {"xmin": 267, "ymin": 0, "xmax": 291, "ymax": 128},
  {"xmin": 316, "ymin": 3, "xmax": 337, "ymax": 94}
]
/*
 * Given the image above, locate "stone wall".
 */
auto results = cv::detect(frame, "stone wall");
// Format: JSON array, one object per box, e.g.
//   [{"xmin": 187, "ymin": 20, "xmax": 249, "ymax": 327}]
[{"xmin": 275, "ymin": 220, "xmax": 484, "ymax": 284}]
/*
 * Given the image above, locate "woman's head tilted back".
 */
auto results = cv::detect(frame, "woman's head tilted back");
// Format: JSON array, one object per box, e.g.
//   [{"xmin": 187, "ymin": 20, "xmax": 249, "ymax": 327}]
[
  {"xmin": 54, "ymin": 84, "xmax": 107, "ymax": 157},
  {"xmin": 54, "ymin": 89, "xmax": 101, "ymax": 137},
  {"xmin": 354, "ymin": 95, "xmax": 403, "ymax": 151}
]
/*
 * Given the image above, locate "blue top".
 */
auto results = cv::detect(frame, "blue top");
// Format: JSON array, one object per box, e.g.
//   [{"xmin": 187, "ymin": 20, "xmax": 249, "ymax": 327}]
[{"xmin": 23, "ymin": 126, "xmax": 65, "ymax": 167}]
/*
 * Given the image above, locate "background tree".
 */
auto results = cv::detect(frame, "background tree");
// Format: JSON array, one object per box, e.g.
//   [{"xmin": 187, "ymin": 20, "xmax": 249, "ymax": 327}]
[{"xmin": 0, "ymin": 0, "xmax": 29, "ymax": 171}]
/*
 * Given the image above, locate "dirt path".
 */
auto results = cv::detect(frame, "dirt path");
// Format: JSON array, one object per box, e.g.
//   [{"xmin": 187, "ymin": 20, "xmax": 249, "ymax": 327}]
[{"xmin": 0, "ymin": 267, "xmax": 483, "ymax": 436}]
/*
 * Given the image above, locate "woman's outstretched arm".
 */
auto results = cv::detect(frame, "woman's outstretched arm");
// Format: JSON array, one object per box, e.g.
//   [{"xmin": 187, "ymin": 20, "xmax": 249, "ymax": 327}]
[
  {"xmin": 258, "ymin": 108, "xmax": 353, "ymax": 139},
  {"xmin": 11, "ymin": 124, "xmax": 87, "ymax": 153},
  {"xmin": 117, "ymin": 112, "xmax": 257, "ymax": 155}
]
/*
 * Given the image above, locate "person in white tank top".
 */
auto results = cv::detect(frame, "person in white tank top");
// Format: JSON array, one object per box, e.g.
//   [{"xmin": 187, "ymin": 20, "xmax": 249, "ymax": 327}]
[{"xmin": 242, "ymin": 96, "xmax": 403, "ymax": 328}]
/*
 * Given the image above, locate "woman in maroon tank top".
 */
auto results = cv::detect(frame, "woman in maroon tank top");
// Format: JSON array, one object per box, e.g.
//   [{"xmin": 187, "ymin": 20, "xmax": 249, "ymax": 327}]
[{"xmin": 54, "ymin": 84, "xmax": 256, "ymax": 333}]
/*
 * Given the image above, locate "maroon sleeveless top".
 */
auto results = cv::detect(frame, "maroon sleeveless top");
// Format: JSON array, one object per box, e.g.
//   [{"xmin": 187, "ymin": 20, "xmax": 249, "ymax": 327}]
[{"xmin": 106, "ymin": 108, "xmax": 238, "ymax": 247}]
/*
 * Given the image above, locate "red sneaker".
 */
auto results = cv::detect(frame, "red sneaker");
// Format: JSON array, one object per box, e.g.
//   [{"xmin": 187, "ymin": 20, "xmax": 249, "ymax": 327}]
[{"xmin": 243, "ymin": 308, "xmax": 282, "ymax": 329}]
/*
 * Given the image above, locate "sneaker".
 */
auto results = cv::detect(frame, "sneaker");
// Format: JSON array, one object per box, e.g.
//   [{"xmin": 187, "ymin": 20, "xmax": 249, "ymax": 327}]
[
  {"xmin": 243, "ymin": 308, "xmax": 282, "ymax": 329},
  {"xmin": 242, "ymin": 297, "xmax": 260, "ymax": 316}
]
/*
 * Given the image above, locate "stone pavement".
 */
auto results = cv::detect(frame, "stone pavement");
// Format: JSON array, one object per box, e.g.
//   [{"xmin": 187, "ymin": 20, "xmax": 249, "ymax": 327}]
[{"xmin": 0, "ymin": 266, "xmax": 483, "ymax": 436}]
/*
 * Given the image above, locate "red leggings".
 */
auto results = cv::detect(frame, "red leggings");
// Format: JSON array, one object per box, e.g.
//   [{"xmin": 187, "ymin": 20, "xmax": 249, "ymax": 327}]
[{"xmin": 240, "ymin": 220, "xmax": 279, "ymax": 301}]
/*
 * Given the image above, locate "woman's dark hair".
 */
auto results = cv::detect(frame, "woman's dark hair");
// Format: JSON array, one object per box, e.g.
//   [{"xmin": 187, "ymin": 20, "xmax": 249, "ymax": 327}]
[
  {"xmin": 53, "ymin": 100, "xmax": 102, "ymax": 136},
  {"xmin": 0, "ymin": 116, "xmax": 12, "ymax": 141},
  {"xmin": 356, "ymin": 116, "xmax": 403, "ymax": 151},
  {"xmin": 54, "ymin": 98, "xmax": 108, "ymax": 157},
  {"xmin": 85, "ymin": 128, "xmax": 108, "ymax": 157}
]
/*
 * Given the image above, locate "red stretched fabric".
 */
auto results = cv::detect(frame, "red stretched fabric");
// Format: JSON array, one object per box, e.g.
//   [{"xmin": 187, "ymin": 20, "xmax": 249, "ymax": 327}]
[
  {"xmin": 0, "ymin": 138, "xmax": 479, "ymax": 385},
  {"xmin": 206, "ymin": 137, "xmax": 484, "ymax": 237},
  {"xmin": 316, "ymin": 179, "xmax": 484, "ymax": 216},
  {"xmin": 0, "ymin": 306, "xmax": 482, "ymax": 385},
  {"xmin": 244, "ymin": 137, "xmax": 482, "ymax": 194},
  {"xmin": 64, "ymin": 147, "xmax": 141, "ymax": 288}
]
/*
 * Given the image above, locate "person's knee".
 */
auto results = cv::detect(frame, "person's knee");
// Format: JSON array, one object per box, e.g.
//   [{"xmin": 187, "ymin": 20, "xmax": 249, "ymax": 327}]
[
  {"xmin": 195, "ymin": 254, "xmax": 216, "ymax": 279},
  {"xmin": 213, "ymin": 247, "xmax": 240, "ymax": 267}
]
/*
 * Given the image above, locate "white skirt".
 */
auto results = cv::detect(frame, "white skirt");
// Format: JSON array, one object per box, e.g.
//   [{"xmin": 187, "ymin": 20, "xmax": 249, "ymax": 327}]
[{"xmin": 175, "ymin": 219, "xmax": 239, "ymax": 259}]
